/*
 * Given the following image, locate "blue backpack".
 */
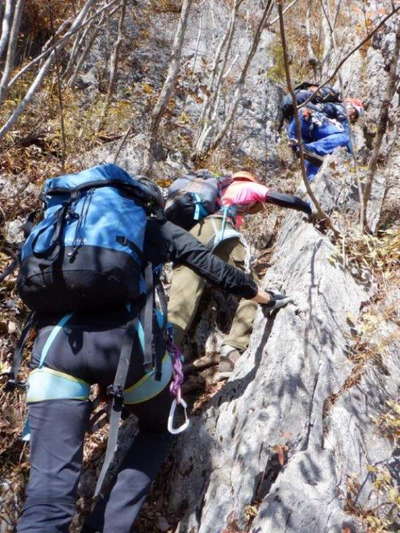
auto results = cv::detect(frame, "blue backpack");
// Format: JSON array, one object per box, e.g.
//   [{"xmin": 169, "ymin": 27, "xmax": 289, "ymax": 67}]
[
  {"xmin": 17, "ymin": 163, "xmax": 160, "ymax": 313},
  {"xmin": 281, "ymin": 85, "xmax": 342, "ymax": 120}
]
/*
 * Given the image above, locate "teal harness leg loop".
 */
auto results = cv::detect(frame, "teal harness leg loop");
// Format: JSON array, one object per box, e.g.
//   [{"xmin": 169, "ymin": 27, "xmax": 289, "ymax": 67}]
[
  {"xmin": 26, "ymin": 313, "xmax": 90, "ymax": 404},
  {"xmin": 123, "ymin": 353, "xmax": 173, "ymax": 405},
  {"xmin": 123, "ymin": 311, "xmax": 172, "ymax": 404},
  {"xmin": 23, "ymin": 313, "xmax": 87, "ymax": 441},
  {"xmin": 27, "ymin": 368, "xmax": 90, "ymax": 403}
]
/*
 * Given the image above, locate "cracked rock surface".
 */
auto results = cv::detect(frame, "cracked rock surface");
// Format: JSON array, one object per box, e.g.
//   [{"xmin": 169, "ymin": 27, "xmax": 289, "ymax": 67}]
[{"xmin": 165, "ymin": 170, "xmax": 398, "ymax": 533}]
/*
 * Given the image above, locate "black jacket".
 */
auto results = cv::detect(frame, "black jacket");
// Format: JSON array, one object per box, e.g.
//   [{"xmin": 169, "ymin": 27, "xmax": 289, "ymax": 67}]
[
  {"xmin": 35, "ymin": 218, "xmax": 257, "ymax": 329},
  {"xmin": 145, "ymin": 218, "xmax": 257, "ymax": 299}
]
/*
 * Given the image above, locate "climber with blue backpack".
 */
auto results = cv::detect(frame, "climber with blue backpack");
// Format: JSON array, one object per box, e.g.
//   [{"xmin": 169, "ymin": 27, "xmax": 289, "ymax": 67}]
[
  {"xmin": 166, "ymin": 169, "xmax": 311, "ymax": 380},
  {"xmin": 281, "ymin": 82, "xmax": 364, "ymax": 180},
  {"xmin": 13, "ymin": 163, "xmax": 276, "ymax": 533}
]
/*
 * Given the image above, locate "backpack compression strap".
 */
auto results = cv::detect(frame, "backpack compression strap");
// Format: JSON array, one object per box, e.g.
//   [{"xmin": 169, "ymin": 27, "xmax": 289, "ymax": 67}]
[
  {"xmin": 0, "ymin": 258, "xmax": 19, "ymax": 283},
  {"xmin": 5, "ymin": 312, "xmax": 36, "ymax": 391}
]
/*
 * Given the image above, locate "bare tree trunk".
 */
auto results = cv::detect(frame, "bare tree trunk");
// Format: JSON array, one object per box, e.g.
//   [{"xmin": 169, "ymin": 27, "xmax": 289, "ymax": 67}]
[
  {"xmin": 361, "ymin": 21, "xmax": 400, "ymax": 232},
  {"xmin": 319, "ymin": 0, "xmax": 344, "ymax": 90},
  {"xmin": 97, "ymin": 0, "xmax": 127, "ymax": 131},
  {"xmin": 277, "ymin": 0, "xmax": 339, "ymax": 237},
  {"xmin": 0, "ymin": 0, "xmax": 25, "ymax": 103},
  {"xmin": 305, "ymin": 0, "xmax": 319, "ymax": 78},
  {"xmin": 142, "ymin": 0, "xmax": 193, "ymax": 175},
  {"xmin": 194, "ymin": 0, "xmax": 244, "ymax": 156},
  {"xmin": 208, "ymin": 0, "xmax": 274, "ymax": 154},
  {"xmin": 0, "ymin": 0, "xmax": 13, "ymax": 61},
  {"xmin": 67, "ymin": 13, "xmax": 108, "ymax": 88}
]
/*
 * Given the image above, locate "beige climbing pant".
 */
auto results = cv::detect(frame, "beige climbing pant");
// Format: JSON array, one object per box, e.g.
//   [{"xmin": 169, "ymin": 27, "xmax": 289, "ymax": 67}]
[{"xmin": 168, "ymin": 216, "xmax": 259, "ymax": 352}]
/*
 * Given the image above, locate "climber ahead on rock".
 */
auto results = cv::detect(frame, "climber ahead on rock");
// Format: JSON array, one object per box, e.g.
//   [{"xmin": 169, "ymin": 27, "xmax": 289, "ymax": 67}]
[
  {"xmin": 165, "ymin": 169, "xmax": 311, "ymax": 380},
  {"xmin": 281, "ymin": 82, "xmax": 364, "ymax": 180}
]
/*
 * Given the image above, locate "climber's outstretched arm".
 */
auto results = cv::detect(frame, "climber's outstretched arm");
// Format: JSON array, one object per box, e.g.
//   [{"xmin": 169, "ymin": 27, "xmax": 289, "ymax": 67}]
[{"xmin": 265, "ymin": 191, "xmax": 311, "ymax": 215}]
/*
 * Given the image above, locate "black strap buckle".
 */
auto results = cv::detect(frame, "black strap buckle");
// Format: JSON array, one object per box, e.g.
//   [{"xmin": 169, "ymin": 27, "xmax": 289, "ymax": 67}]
[
  {"xmin": 4, "ymin": 376, "xmax": 26, "ymax": 392},
  {"xmin": 106, "ymin": 384, "xmax": 124, "ymax": 411}
]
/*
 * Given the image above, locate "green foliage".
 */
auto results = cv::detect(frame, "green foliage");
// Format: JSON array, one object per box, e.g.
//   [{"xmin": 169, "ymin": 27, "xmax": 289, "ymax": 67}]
[{"xmin": 266, "ymin": 41, "xmax": 286, "ymax": 84}]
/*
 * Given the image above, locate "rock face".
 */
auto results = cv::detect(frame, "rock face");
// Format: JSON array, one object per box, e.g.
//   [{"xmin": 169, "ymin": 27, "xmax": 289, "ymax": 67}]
[
  {"xmin": 75, "ymin": 0, "xmax": 283, "ymax": 179},
  {"xmin": 165, "ymin": 164, "xmax": 399, "ymax": 533}
]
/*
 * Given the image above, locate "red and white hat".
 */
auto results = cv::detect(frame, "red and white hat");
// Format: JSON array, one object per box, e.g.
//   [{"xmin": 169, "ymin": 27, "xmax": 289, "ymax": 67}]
[{"xmin": 344, "ymin": 98, "xmax": 365, "ymax": 118}]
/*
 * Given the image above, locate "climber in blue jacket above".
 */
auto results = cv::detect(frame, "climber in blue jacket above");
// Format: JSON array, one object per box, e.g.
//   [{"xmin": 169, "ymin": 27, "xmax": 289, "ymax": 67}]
[{"xmin": 282, "ymin": 82, "xmax": 364, "ymax": 180}]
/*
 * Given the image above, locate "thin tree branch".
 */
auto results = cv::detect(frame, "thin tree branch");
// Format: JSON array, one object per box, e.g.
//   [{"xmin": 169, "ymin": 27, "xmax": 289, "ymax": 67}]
[
  {"xmin": 305, "ymin": 0, "xmax": 319, "ymax": 76},
  {"xmin": 0, "ymin": 54, "xmax": 54, "ymax": 139},
  {"xmin": 194, "ymin": 0, "xmax": 243, "ymax": 155},
  {"xmin": 67, "ymin": 13, "xmax": 109, "ymax": 88},
  {"xmin": 39, "ymin": 16, "xmax": 74, "ymax": 68},
  {"xmin": 192, "ymin": 0, "xmax": 205, "ymax": 73},
  {"xmin": 113, "ymin": 124, "xmax": 134, "ymax": 164},
  {"xmin": 277, "ymin": 0, "xmax": 339, "ymax": 238},
  {"xmin": 143, "ymin": 0, "xmax": 193, "ymax": 175},
  {"xmin": 97, "ymin": 0, "xmax": 127, "ymax": 131},
  {"xmin": 319, "ymin": 0, "xmax": 344, "ymax": 90},
  {"xmin": 0, "ymin": 0, "xmax": 99, "ymax": 138},
  {"xmin": 269, "ymin": 0, "xmax": 300, "ymax": 25},
  {"xmin": 332, "ymin": 0, "xmax": 342, "ymax": 28},
  {"xmin": 0, "ymin": 0, "xmax": 13, "ymax": 61},
  {"xmin": 198, "ymin": 0, "xmax": 241, "ymax": 126},
  {"xmin": 48, "ymin": 0, "xmax": 67, "ymax": 171},
  {"xmin": 209, "ymin": 0, "xmax": 274, "ymax": 153},
  {"xmin": 0, "ymin": 0, "xmax": 25, "ymax": 103},
  {"xmin": 63, "ymin": 11, "xmax": 93, "ymax": 80}
]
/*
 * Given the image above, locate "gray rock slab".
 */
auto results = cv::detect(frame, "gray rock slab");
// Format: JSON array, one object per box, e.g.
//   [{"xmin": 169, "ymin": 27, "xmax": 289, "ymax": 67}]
[{"xmin": 167, "ymin": 180, "xmax": 373, "ymax": 532}]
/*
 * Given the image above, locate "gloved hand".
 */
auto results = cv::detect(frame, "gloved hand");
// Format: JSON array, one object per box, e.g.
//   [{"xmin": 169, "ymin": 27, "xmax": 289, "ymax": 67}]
[
  {"xmin": 262, "ymin": 291, "xmax": 293, "ymax": 312},
  {"xmin": 288, "ymin": 138, "xmax": 301, "ymax": 155},
  {"xmin": 307, "ymin": 202, "xmax": 327, "ymax": 223}
]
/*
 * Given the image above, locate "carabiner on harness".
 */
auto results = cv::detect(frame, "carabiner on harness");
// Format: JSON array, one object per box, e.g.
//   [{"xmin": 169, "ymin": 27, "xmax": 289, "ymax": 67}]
[{"xmin": 167, "ymin": 396, "xmax": 189, "ymax": 435}]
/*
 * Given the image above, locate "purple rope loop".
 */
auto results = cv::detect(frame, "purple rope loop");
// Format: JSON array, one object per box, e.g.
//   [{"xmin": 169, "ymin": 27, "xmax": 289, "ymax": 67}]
[{"xmin": 167, "ymin": 332, "xmax": 184, "ymax": 402}]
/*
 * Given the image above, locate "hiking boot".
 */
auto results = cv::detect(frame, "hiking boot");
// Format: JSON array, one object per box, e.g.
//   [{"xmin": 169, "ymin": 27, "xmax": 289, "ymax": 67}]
[
  {"xmin": 81, "ymin": 526, "xmax": 99, "ymax": 533},
  {"xmin": 289, "ymin": 140, "xmax": 324, "ymax": 166},
  {"xmin": 302, "ymin": 148, "xmax": 324, "ymax": 166},
  {"xmin": 215, "ymin": 345, "xmax": 242, "ymax": 380}
]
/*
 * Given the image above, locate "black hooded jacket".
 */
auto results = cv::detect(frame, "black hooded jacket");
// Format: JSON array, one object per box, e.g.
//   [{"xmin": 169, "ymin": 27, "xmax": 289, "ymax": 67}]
[{"xmin": 145, "ymin": 218, "xmax": 257, "ymax": 299}]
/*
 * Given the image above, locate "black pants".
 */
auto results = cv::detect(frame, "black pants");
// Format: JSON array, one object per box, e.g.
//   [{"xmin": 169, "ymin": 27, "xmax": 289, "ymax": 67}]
[{"xmin": 17, "ymin": 313, "xmax": 173, "ymax": 533}]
